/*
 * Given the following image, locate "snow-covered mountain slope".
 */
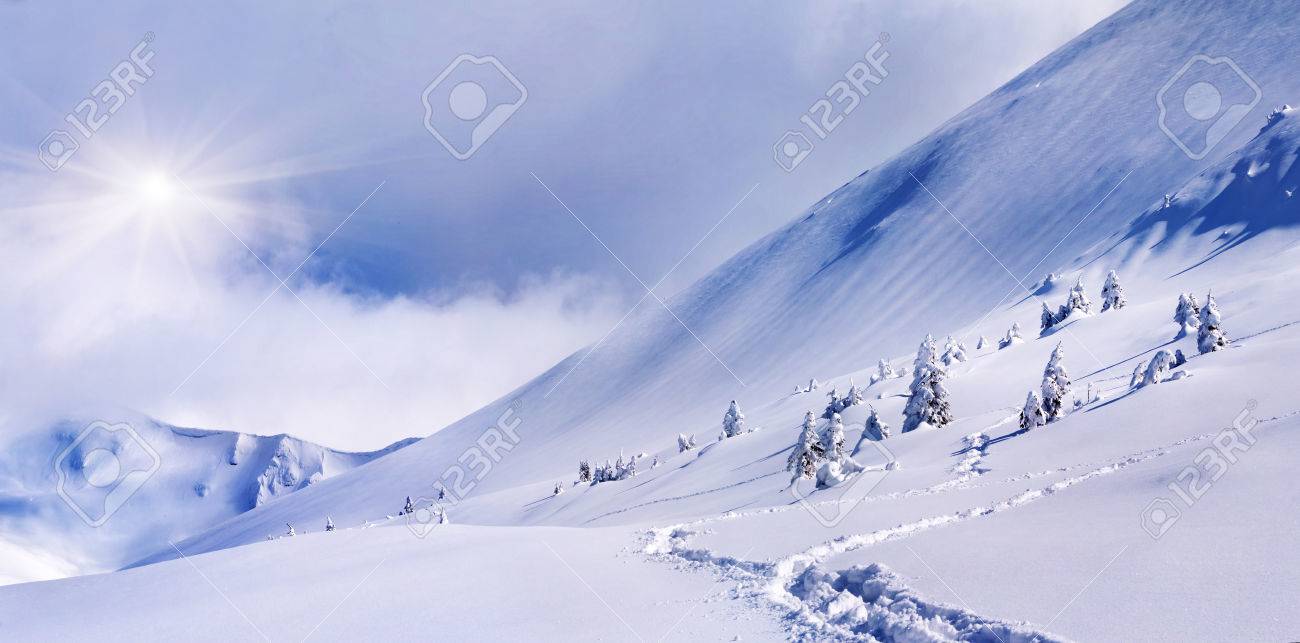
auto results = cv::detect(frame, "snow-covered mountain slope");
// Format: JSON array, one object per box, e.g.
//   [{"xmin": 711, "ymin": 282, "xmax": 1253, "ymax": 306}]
[
  {"xmin": 147, "ymin": 0, "xmax": 1300, "ymax": 553},
  {"xmin": 8, "ymin": 1, "xmax": 1300, "ymax": 640},
  {"xmin": 0, "ymin": 410, "xmax": 413, "ymax": 585}
]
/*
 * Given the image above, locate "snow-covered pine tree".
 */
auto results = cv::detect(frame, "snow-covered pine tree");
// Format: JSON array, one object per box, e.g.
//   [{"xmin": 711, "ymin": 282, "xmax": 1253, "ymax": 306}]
[
  {"xmin": 844, "ymin": 380, "xmax": 865, "ymax": 407},
  {"xmin": 614, "ymin": 454, "xmax": 626, "ymax": 480},
  {"xmin": 976, "ymin": 335, "xmax": 989, "ymax": 350},
  {"xmin": 941, "ymin": 336, "xmax": 967, "ymax": 364},
  {"xmin": 1129, "ymin": 363, "xmax": 1144, "ymax": 388},
  {"xmin": 651, "ymin": 455, "xmax": 659, "ymax": 468},
  {"xmin": 821, "ymin": 413, "xmax": 847, "ymax": 462},
  {"xmin": 1266, "ymin": 104, "xmax": 1293, "ymax": 128},
  {"xmin": 623, "ymin": 455, "xmax": 638, "ymax": 478},
  {"xmin": 870, "ymin": 359, "xmax": 897, "ymax": 385},
  {"xmin": 1100, "ymin": 270, "xmax": 1126, "ymax": 311},
  {"xmin": 825, "ymin": 388, "xmax": 841, "ymax": 415},
  {"xmin": 786, "ymin": 411, "xmax": 823, "ymax": 481},
  {"xmin": 865, "ymin": 405, "xmax": 890, "ymax": 439},
  {"xmin": 902, "ymin": 335, "xmax": 953, "ymax": 432},
  {"xmin": 722, "ymin": 400, "xmax": 746, "ymax": 438},
  {"xmin": 1142, "ymin": 349, "xmax": 1173, "ymax": 386},
  {"xmin": 437, "ymin": 508, "xmax": 449, "ymax": 524},
  {"xmin": 806, "ymin": 378, "xmax": 821, "ymax": 392},
  {"xmin": 325, "ymin": 516, "xmax": 335, "ymax": 532},
  {"xmin": 1040, "ymin": 343, "xmax": 1071, "ymax": 422},
  {"xmin": 676, "ymin": 433, "xmax": 697, "ymax": 452},
  {"xmin": 1040, "ymin": 302, "xmax": 1057, "ymax": 332},
  {"xmin": 578, "ymin": 460, "xmax": 592, "ymax": 483},
  {"xmin": 553, "ymin": 483, "xmax": 564, "ymax": 496},
  {"xmin": 1174, "ymin": 293, "xmax": 1201, "ymax": 335},
  {"xmin": 1056, "ymin": 277, "xmax": 1093, "ymax": 322},
  {"xmin": 1019, "ymin": 390, "xmax": 1045, "ymax": 430},
  {"xmin": 1197, "ymin": 292, "xmax": 1228, "ymax": 354},
  {"xmin": 437, "ymin": 485, "xmax": 447, "ymax": 501},
  {"xmin": 285, "ymin": 523, "xmax": 295, "ymax": 537},
  {"xmin": 999, "ymin": 322, "xmax": 1023, "ymax": 349},
  {"xmin": 402, "ymin": 496, "xmax": 414, "ymax": 516}
]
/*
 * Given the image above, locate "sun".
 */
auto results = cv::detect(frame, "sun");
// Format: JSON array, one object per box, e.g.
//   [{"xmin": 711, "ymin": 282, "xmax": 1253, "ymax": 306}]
[{"xmin": 135, "ymin": 171, "xmax": 176, "ymax": 206}]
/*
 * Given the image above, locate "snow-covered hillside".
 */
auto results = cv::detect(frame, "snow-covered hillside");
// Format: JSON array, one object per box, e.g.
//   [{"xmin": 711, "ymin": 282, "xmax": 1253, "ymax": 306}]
[
  {"xmin": 139, "ymin": 0, "xmax": 1300, "ymax": 550},
  {"xmin": 5, "ymin": 0, "xmax": 1300, "ymax": 640},
  {"xmin": 0, "ymin": 410, "xmax": 413, "ymax": 584}
]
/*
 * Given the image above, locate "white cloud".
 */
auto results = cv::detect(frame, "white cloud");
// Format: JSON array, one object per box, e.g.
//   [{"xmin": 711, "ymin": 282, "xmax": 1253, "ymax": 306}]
[{"xmin": 0, "ymin": 164, "xmax": 624, "ymax": 450}]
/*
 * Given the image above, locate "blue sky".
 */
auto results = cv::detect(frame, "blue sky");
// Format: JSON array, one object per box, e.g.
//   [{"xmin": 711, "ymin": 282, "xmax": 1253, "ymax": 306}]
[{"xmin": 0, "ymin": 0, "xmax": 1124, "ymax": 447}]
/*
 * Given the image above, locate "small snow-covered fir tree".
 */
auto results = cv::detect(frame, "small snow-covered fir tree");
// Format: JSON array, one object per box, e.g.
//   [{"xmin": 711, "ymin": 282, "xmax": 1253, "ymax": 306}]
[
  {"xmin": 1040, "ymin": 343, "xmax": 1071, "ymax": 422},
  {"xmin": 1266, "ymin": 104, "xmax": 1292, "ymax": 128},
  {"xmin": 623, "ymin": 455, "xmax": 638, "ymax": 478},
  {"xmin": 824, "ymin": 388, "xmax": 841, "ymax": 415},
  {"xmin": 1142, "ymin": 349, "xmax": 1173, "ymax": 386},
  {"xmin": 1100, "ymin": 270, "xmax": 1126, "ymax": 311},
  {"xmin": 786, "ymin": 411, "xmax": 823, "ymax": 481},
  {"xmin": 1129, "ymin": 363, "xmax": 1144, "ymax": 388},
  {"xmin": 402, "ymin": 496, "xmax": 415, "ymax": 516},
  {"xmin": 437, "ymin": 485, "xmax": 447, "ymax": 501},
  {"xmin": 1056, "ymin": 277, "xmax": 1093, "ymax": 322},
  {"xmin": 325, "ymin": 516, "xmax": 335, "ymax": 532},
  {"xmin": 614, "ymin": 454, "xmax": 626, "ymax": 480},
  {"xmin": 902, "ymin": 335, "xmax": 953, "ymax": 432},
  {"xmin": 941, "ymin": 336, "xmax": 967, "ymax": 365},
  {"xmin": 806, "ymin": 377, "xmax": 821, "ymax": 392},
  {"xmin": 1019, "ymin": 390, "xmax": 1045, "ymax": 430},
  {"xmin": 999, "ymin": 322, "xmax": 1023, "ymax": 349},
  {"xmin": 437, "ymin": 508, "xmax": 449, "ymax": 524},
  {"xmin": 1197, "ymin": 292, "xmax": 1228, "ymax": 354},
  {"xmin": 821, "ymin": 413, "xmax": 847, "ymax": 462},
  {"xmin": 676, "ymin": 433, "xmax": 697, "ymax": 452},
  {"xmin": 651, "ymin": 455, "xmax": 659, "ymax": 468},
  {"xmin": 844, "ymin": 380, "xmax": 865, "ymax": 408},
  {"xmin": 722, "ymin": 400, "xmax": 746, "ymax": 438},
  {"xmin": 285, "ymin": 522, "xmax": 296, "ymax": 537},
  {"xmin": 870, "ymin": 359, "xmax": 897, "ymax": 384},
  {"xmin": 865, "ymin": 405, "xmax": 890, "ymax": 439},
  {"xmin": 577, "ymin": 460, "xmax": 592, "ymax": 483},
  {"xmin": 1040, "ymin": 302, "xmax": 1057, "ymax": 332},
  {"xmin": 553, "ymin": 482, "xmax": 564, "ymax": 496},
  {"xmin": 1174, "ymin": 293, "xmax": 1201, "ymax": 335},
  {"xmin": 976, "ymin": 335, "xmax": 989, "ymax": 350}
]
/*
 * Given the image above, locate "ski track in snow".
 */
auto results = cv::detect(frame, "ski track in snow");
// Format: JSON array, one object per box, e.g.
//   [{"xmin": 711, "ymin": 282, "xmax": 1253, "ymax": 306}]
[{"xmin": 639, "ymin": 430, "xmax": 1225, "ymax": 642}]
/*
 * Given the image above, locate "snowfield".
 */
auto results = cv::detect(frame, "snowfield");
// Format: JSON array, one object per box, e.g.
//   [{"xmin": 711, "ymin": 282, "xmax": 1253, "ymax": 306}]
[{"xmin": 5, "ymin": 0, "xmax": 1300, "ymax": 641}]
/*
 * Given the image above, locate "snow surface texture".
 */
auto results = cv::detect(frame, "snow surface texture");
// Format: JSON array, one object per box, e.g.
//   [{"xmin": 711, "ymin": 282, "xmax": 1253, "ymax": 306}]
[{"xmin": 5, "ymin": 1, "xmax": 1300, "ymax": 640}]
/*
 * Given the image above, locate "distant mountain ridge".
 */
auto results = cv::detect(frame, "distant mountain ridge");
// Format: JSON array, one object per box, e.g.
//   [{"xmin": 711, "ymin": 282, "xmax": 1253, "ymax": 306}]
[{"xmin": 0, "ymin": 411, "xmax": 414, "ymax": 584}]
